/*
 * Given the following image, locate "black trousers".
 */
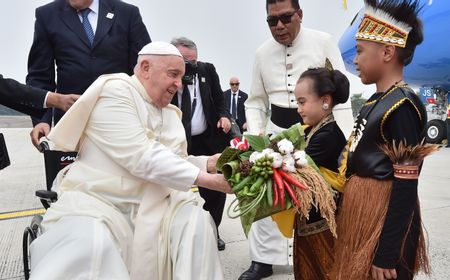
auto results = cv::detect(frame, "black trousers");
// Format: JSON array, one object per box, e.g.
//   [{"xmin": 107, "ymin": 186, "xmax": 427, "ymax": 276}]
[
  {"xmin": 190, "ymin": 129, "xmax": 227, "ymax": 234},
  {"xmin": 446, "ymin": 119, "xmax": 450, "ymax": 145},
  {"xmin": 0, "ymin": 133, "xmax": 10, "ymax": 170}
]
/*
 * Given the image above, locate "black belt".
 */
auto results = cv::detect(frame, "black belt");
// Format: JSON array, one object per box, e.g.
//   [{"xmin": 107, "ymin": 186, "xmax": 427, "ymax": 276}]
[{"xmin": 270, "ymin": 104, "xmax": 303, "ymax": 129}]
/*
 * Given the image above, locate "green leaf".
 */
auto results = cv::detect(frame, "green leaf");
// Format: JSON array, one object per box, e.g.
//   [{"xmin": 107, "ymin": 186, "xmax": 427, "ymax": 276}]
[
  {"xmin": 270, "ymin": 124, "xmax": 306, "ymax": 150},
  {"xmin": 216, "ymin": 147, "xmax": 241, "ymax": 172},
  {"xmin": 222, "ymin": 160, "xmax": 240, "ymax": 180},
  {"xmin": 305, "ymin": 154, "xmax": 320, "ymax": 173},
  {"xmin": 245, "ymin": 135, "xmax": 270, "ymax": 152},
  {"xmin": 238, "ymin": 151, "xmax": 253, "ymax": 161}
]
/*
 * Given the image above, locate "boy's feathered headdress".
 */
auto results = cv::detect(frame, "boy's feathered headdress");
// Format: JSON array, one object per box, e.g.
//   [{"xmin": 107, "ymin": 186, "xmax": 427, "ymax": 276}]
[{"xmin": 356, "ymin": 0, "xmax": 422, "ymax": 48}]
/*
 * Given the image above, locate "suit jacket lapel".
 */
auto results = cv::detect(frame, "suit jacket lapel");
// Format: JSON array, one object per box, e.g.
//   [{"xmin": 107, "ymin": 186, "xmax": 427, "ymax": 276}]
[
  {"xmin": 93, "ymin": 0, "xmax": 115, "ymax": 49},
  {"xmin": 237, "ymin": 90, "xmax": 245, "ymax": 112},
  {"xmin": 197, "ymin": 64, "xmax": 211, "ymax": 123},
  {"xmin": 224, "ymin": 90, "xmax": 230, "ymax": 109},
  {"xmin": 60, "ymin": 3, "xmax": 92, "ymax": 48}
]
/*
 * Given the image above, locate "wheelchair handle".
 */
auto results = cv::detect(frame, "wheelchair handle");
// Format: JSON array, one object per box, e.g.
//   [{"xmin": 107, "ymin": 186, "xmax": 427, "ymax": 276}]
[{"xmin": 39, "ymin": 141, "xmax": 50, "ymax": 152}]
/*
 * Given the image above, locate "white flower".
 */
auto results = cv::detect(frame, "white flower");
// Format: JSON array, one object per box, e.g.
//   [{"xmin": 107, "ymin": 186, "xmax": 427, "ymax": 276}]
[
  {"xmin": 249, "ymin": 151, "xmax": 263, "ymax": 163},
  {"xmin": 296, "ymin": 157, "xmax": 308, "ymax": 167},
  {"xmin": 282, "ymin": 155, "xmax": 295, "ymax": 166},
  {"xmin": 282, "ymin": 163, "xmax": 296, "ymax": 172},
  {"xmin": 282, "ymin": 155, "xmax": 296, "ymax": 172},
  {"xmin": 293, "ymin": 150, "xmax": 308, "ymax": 167},
  {"xmin": 261, "ymin": 148, "xmax": 274, "ymax": 156},
  {"xmin": 277, "ymin": 139, "xmax": 294, "ymax": 155},
  {"xmin": 293, "ymin": 150, "xmax": 306, "ymax": 160},
  {"xmin": 271, "ymin": 152, "xmax": 283, "ymax": 168}
]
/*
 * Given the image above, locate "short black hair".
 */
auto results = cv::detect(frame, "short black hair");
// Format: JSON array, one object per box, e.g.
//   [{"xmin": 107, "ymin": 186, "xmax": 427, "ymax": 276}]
[
  {"xmin": 298, "ymin": 68, "xmax": 350, "ymax": 107},
  {"xmin": 365, "ymin": 0, "xmax": 424, "ymax": 66},
  {"xmin": 266, "ymin": 0, "xmax": 300, "ymax": 13}
]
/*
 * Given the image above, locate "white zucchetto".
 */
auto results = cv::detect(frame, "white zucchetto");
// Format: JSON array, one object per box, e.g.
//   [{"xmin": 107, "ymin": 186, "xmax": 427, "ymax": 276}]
[{"xmin": 138, "ymin": 41, "xmax": 182, "ymax": 57}]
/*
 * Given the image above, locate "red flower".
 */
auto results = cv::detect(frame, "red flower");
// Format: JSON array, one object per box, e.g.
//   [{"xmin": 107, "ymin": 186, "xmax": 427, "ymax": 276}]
[{"xmin": 230, "ymin": 137, "xmax": 249, "ymax": 151}]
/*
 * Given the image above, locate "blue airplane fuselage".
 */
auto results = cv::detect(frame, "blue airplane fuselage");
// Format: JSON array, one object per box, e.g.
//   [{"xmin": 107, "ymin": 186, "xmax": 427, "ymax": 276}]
[{"xmin": 339, "ymin": 0, "xmax": 450, "ymax": 90}]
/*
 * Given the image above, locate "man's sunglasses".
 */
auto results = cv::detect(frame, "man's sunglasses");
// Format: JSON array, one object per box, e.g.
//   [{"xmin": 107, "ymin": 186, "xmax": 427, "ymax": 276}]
[
  {"xmin": 230, "ymin": 83, "xmax": 240, "ymax": 86},
  {"xmin": 266, "ymin": 10, "xmax": 299, "ymax": 27}
]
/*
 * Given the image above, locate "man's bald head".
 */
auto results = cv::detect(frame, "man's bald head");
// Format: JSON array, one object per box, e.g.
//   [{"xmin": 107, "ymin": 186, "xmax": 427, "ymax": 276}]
[{"xmin": 229, "ymin": 77, "xmax": 240, "ymax": 92}]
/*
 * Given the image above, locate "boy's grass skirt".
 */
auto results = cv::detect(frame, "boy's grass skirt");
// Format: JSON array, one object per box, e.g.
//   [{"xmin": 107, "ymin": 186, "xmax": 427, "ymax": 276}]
[{"xmin": 330, "ymin": 176, "xmax": 429, "ymax": 279}]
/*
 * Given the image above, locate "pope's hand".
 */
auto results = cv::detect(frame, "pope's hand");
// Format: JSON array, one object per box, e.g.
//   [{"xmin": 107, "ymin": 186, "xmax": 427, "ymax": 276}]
[
  {"xmin": 211, "ymin": 174, "xmax": 233, "ymax": 194},
  {"xmin": 30, "ymin": 123, "xmax": 51, "ymax": 151},
  {"xmin": 195, "ymin": 172, "xmax": 232, "ymax": 194},
  {"xmin": 217, "ymin": 117, "xmax": 231, "ymax": 133},
  {"xmin": 207, "ymin": 153, "xmax": 221, "ymax": 173}
]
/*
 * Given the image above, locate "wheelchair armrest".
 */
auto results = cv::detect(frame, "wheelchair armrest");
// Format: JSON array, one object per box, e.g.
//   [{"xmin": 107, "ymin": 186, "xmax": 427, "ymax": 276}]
[{"xmin": 35, "ymin": 190, "xmax": 57, "ymax": 201}]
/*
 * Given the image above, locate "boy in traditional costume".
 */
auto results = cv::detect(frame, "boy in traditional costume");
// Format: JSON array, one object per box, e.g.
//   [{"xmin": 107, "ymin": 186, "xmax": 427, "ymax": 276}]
[{"xmin": 331, "ymin": 1, "xmax": 435, "ymax": 279}]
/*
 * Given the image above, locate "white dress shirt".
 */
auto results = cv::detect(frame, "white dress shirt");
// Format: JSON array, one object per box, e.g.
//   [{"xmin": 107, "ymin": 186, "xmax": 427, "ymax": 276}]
[
  {"xmin": 43, "ymin": 92, "xmax": 50, "ymax": 108},
  {"xmin": 177, "ymin": 75, "xmax": 208, "ymax": 136},
  {"xmin": 77, "ymin": 0, "xmax": 99, "ymax": 33},
  {"xmin": 230, "ymin": 90, "xmax": 239, "ymax": 119}
]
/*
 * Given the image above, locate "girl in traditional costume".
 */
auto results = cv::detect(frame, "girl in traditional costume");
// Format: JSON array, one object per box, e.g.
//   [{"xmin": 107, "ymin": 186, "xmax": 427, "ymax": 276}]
[
  {"xmin": 330, "ymin": 1, "xmax": 435, "ymax": 279},
  {"xmin": 292, "ymin": 65, "xmax": 350, "ymax": 280}
]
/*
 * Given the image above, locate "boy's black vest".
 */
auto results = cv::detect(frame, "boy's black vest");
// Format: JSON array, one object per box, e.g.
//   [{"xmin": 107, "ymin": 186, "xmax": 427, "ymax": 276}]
[{"xmin": 346, "ymin": 86, "xmax": 427, "ymax": 180}]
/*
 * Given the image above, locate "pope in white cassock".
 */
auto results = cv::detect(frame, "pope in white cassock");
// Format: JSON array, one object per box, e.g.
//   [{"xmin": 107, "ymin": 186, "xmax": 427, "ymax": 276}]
[{"xmin": 29, "ymin": 42, "xmax": 231, "ymax": 280}]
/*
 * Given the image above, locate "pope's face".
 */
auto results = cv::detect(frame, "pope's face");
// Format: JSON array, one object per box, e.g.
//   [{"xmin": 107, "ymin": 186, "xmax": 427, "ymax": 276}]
[
  {"xmin": 143, "ymin": 56, "xmax": 185, "ymax": 108},
  {"xmin": 267, "ymin": 1, "xmax": 302, "ymax": 46},
  {"xmin": 68, "ymin": 0, "xmax": 93, "ymax": 10}
]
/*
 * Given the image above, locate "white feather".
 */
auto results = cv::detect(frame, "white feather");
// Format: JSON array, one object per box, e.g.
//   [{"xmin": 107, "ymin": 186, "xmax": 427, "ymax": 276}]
[{"xmin": 365, "ymin": 6, "xmax": 413, "ymax": 34}]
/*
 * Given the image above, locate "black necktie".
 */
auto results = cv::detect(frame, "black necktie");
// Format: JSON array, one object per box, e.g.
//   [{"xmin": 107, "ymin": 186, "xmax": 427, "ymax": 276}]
[
  {"xmin": 180, "ymin": 85, "xmax": 192, "ymax": 144},
  {"xmin": 80, "ymin": 9, "xmax": 94, "ymax": 45},
  {"xmin": 191, "ymin": 92, "xmax": 197, "ymax": 119},
  {"xmin": 181, "ymin": 85, "xmax": 192, "ymax": 121},
  {"xmin": 190, "ymin": 78, "xmax": 198, "ymax": 118},
  {"xmin": 231, "ymin": 93, "xmax": 237, "ymax": 119}
]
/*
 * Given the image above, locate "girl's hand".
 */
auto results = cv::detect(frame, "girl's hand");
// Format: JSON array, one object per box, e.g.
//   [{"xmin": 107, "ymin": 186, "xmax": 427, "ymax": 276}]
[{"xmin": 371, "ymin": 265, "xmax": 397, "ymax": 280}]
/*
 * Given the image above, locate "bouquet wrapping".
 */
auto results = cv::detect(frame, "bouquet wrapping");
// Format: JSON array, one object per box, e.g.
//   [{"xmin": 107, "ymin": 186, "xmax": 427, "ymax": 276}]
[{"xmin": 217, "ymin": 124, "xmax": 337, "ymax": 236}]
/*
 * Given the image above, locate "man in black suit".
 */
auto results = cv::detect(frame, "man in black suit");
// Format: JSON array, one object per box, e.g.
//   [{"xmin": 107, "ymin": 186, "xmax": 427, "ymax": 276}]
[
  {"xmin": 1, "ymin": 74, "xmax": 79, "ymax": 170},
  {"xmin": 224, "ymin": 77, "xmax": 248, "ymax": 133},
  {"xmin": 170, "ymin": 37, "xmax": 231, "ymax": 251},
  {"xmin": 1, "ymin": 75, "xmax": 79, "ymax": 119},
  {"xmin": 27, "ymin": 0, "xmax": 151, "ymax": 148}
]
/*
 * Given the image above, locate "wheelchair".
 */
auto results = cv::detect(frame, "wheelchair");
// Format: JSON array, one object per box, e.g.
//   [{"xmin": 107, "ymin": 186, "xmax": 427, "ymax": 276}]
[{"xmin": 22, "ymin": 141, "xmax": 77, "ymax": 280}]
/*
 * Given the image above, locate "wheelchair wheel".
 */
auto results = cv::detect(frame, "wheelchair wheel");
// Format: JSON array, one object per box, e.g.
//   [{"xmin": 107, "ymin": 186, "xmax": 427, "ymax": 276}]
[{"xmin": 22, "ymin": 215, "xmax": 43, "ymax": 280}]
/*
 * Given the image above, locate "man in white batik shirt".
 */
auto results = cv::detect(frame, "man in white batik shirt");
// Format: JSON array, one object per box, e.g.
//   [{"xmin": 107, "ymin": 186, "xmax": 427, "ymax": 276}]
[
  {"xmin": 29, "ymin": 42, "xmax": 231, "ymax": 280},
  {"xmin": 241, "ymin": 0, "xmax": 353, "ymax": 279}
]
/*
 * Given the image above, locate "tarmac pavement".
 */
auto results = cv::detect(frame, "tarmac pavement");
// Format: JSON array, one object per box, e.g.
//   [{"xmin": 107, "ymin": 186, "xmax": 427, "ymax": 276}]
[{"xmin": 1, "ymin": 124, "xmax": 449, "ymax": 279}]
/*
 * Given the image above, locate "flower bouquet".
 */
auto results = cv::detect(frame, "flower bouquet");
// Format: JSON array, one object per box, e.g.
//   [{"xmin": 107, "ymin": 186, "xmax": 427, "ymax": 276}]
[{"xmin": 217, "ymin": 124, "xmax": 337, "ymax": 236}]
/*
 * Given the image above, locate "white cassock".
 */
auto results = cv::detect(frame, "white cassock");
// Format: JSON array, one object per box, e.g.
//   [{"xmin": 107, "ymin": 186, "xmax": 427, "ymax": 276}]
[
  {"xmin": 29, "ymin": 73, "xmax": 224, "ymax": 280},
  {"xmin": 244, "ymin": 28, "xmax": 354, "ymax": 265}
]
